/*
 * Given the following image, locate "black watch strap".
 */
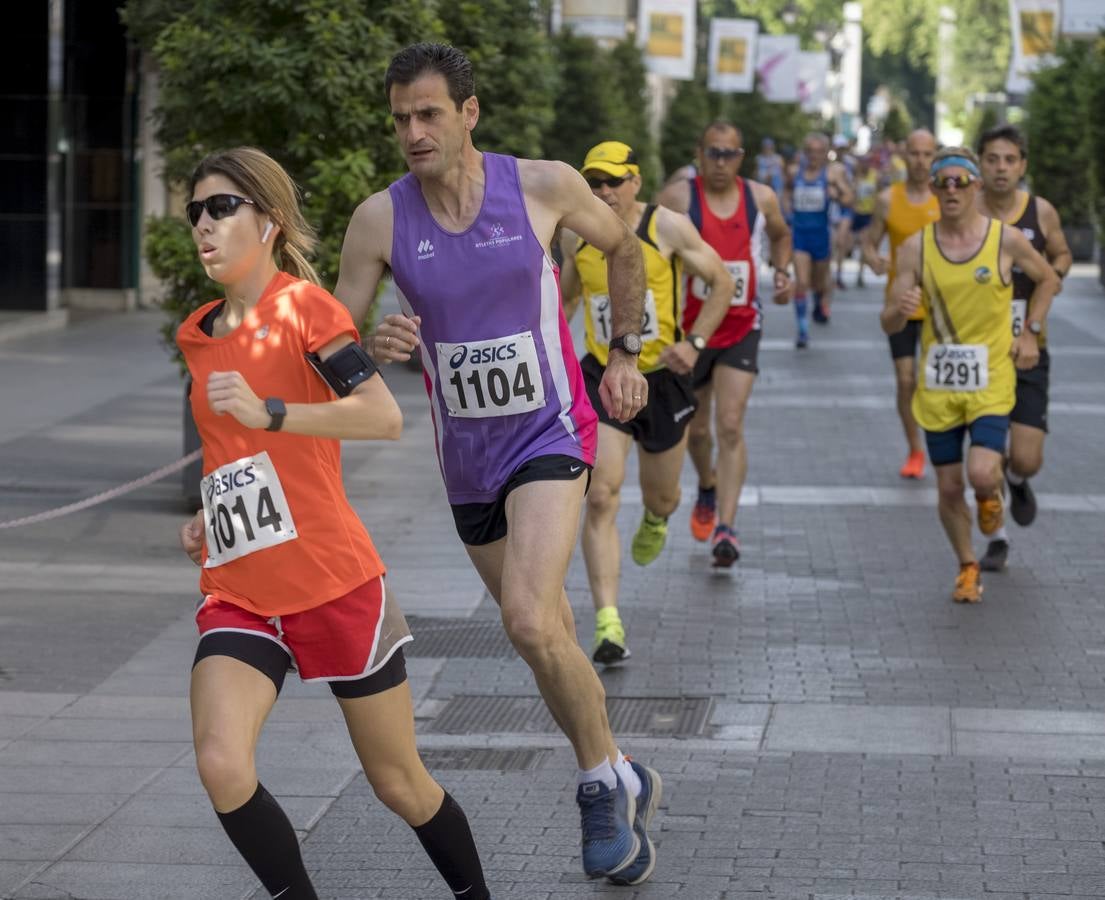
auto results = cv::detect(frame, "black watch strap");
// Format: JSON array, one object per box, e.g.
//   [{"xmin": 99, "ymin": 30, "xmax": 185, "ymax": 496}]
[{"xmin": 264, "ymin": 397, "xmax": 287, "ymax": 432}]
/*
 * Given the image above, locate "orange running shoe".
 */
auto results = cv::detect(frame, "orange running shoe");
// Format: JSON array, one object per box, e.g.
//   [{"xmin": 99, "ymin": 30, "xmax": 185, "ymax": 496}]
[
  {"xmin": 976, "ymin": 491, "xmax": 1005, "ymax": 536},
  {"xmin": 899, "ymin": 451, "xmax": 925, "ymax": 479},
  {"xmin": 689, "ymin": 490, "xmax": 717, "ymax": 542},
  {"xmin": 952, "ymin": 562, "xmax": 983, "ymax": 603}
]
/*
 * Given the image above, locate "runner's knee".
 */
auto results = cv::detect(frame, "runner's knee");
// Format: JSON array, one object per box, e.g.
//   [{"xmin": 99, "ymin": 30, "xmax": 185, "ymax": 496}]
[
  {"xmin": 715, "ymin": 414, "xmax": 744, "ymax": 449},
  {"xmin": 501, "ymin": 606, "xmax": 566, "ymax": 662},
  {"xmin": 584, "ymin": 477, "xmax": 620, "ymax": 519},
  {"xmin": 1009, "ymin": 444, "xmax": 1042, "ymax": 478},
  {"xmin": 642, "ymin": 483, "xmax": 681, "ymax": 519},
  {"xmin": 966, "ymin": 458, "xmax": 1001, "ymax": 494},
  {"xmin": 195, "ymin": 735, "xmax": 256, "ymax": 806},
  {"xmin": 368, "ymin": 762, "xmax": 436, "ymax": 821}
]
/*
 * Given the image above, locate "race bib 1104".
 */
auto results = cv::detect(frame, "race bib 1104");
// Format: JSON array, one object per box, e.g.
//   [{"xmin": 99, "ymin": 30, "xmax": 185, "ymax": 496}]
[
  {"xmin": 201, "ymin": 451, "xmax": 297, "ymax": 568},
  {"xmin": 924, "ymin": 343, "xmax": 989, "ymax": 392},
  {"xmin": 436, "ymin": 330, "xmax": 547, "ymax": 419}
]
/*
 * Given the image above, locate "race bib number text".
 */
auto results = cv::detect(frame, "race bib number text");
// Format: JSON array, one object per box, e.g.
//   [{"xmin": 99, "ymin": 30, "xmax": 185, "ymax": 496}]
[
  {"xmin": 793, "ymin": 184, "xmax": 827, "ymax": 213},
  {"xmin": 437, "ymin": 331, "xmax": 547, "ymax": 418},
  {"xmin": 588, "ymin": 290, "xmax": 659, "ymax": 343},
  {"xmin": 692, "ymin": 260, "xmax": 751, "ymax": 307},
  {"xmin": 925, "ymin": 343, "xmax": 989, "ymax": 392},
  {"xmin": 1011, "ymin": 299, "xmax": 1027, "ymax": 338},
  {"xmin": 201, "ymin": 451, "xmax": 297, "ymax": 568}
]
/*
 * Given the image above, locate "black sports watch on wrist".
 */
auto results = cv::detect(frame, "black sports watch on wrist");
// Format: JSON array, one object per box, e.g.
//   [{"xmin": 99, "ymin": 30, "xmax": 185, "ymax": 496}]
[
  {"xmin": 264, "ymin": 397, "xmax": 287, "ymax": 432},
  {"xmin": 1027, "ymin": 320, "xmax": 1043, "ymax": 336},
  {"xmin": 609, "ymin": 333, "xmax": 643, "ymax": 355},
  {"xmin": 687, "ymin": 333, "xmax": 707, "ymax": 352}
]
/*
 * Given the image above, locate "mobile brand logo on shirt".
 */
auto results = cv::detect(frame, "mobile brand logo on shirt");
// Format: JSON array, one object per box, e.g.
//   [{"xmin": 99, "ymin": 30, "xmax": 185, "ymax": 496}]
[
  {"xmin": 475, "ymin": 222, "xmax": 523, "ymax": 249},
  {"xmin": 417, "ymin": 239, "xmax": 435, "ymax": 260}
]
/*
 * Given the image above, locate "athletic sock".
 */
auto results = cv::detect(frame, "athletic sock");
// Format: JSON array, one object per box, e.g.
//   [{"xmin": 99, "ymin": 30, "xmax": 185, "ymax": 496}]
[
  {"xmin": 1006, "ymin": 469, "xmax": 1026, "ymax": 486},
  {"xmin": 990, "ymin": 525, "xmax": 1010, "ymax": 542},
  {"xmin": 412, "ymin": 792, "xmax": 490, "ymax": 900},
  {"xmin": 614, "ymin": 751, "xmax": 643, "ymax": 797},
  {"xmin": 577, "ymin": 758, "xmax": 617, "ymax": 790},
  {"xmin": 216, "ymin": 783, "xmax": 318, "ymax": 899},
  {"xmin": 794, "ymin": 294, "xmax": 809, "ymax": 327},
  {"xmin": 697, "ymin": 485, "xmax": 716, "ymax": 504},
  {"xmin": 643, "ymin": 509, "xmax": 667, "ymax": 526}
]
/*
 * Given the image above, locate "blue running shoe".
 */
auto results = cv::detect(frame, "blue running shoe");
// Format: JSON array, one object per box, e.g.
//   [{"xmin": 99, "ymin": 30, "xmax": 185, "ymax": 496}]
[
  {"xmin": 607, "ymin": 760, "xmax": 662, "ymax": 885},
  {"xmin": 577, "ymin": 773, "xmax": 639, "ymax": 878}
]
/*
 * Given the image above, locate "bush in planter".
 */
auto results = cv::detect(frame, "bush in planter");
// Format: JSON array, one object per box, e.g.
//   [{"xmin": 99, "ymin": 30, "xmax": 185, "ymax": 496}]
[
  {"xmin": 1025, "ymin": 40, "xmax": 1096, "ymax": 260},
  {"xmin": 1083, "ymin": 34, "xmax": 1105, "ymax": 285}
]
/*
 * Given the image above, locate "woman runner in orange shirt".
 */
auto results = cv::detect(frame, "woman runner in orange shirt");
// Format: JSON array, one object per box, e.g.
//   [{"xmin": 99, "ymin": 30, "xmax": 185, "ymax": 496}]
[{"xmin": 176, "ymin": 147, "xmax": 488, "ymax": 900}]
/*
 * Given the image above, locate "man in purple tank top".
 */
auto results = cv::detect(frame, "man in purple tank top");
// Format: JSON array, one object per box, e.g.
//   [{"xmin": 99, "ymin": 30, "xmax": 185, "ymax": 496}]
[{"xmin": 333, "ymin": 43, "xmax": 661, "ymax": 886}]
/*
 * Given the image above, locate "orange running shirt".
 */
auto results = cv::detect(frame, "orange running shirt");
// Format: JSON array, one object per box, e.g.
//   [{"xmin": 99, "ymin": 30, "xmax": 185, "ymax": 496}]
[
  {"xmin": 886, "ymin": 181, "xmax": 941, "ymax": 320},
  {"xmin": 176, "ymin": 271, "xmax": 385, "ymax": 617}
]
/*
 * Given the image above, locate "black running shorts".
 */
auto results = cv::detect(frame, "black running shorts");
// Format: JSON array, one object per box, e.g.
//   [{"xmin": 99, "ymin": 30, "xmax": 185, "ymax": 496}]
[
  {"xmin": 692, "ymin": 329, "xmax": 761, "ymax": 388},
  {"xmin": 888, "ymin": 319, "xmax": 922, "ymax": 360},
  {"xmin": 1011, "ymin": 347, "xmax": 1050, "ymax": 433}
]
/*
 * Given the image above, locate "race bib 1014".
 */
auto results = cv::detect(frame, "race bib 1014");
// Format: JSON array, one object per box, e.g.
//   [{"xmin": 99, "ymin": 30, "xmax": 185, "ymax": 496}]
[
  {"xmin": 436, "ymin": 330, "xmax": 547, "ymax": 418},
  {"xmin": 924, "ymin": 343, "xmax": 989, "ymax": 392},
  {"xmin": 201, "ymin": 451, "xmax": 297, "ymax": 568}
]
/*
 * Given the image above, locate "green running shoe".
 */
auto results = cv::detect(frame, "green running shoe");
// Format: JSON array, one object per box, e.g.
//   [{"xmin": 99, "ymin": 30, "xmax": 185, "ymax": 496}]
[
  {"xmin": 631, "ymin": 511, "xmax": 668, "ymax": 566},
  {"xmin": 593, "ymin": 608, "xmax": 630, "ymax": 665}
]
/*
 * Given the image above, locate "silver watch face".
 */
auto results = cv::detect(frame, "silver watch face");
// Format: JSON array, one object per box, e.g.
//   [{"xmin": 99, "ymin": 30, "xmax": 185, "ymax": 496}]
[{"xmin": 615, "ymin": 333, "xmax": 642, "ymax": 354}]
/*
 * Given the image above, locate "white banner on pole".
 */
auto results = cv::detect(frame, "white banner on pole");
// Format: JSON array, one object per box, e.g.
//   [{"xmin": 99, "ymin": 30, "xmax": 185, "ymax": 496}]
[
  {"xmin": 637, "ymin": 0, "xmax": 697, "ymax": 81},
  {"xmin": 560, "ymin": 0, "xmax": 629, "ymax": 41},
  {"xmin": 797, "ymin": 51, "xmax": 830, "ymax": 114},
  {"xmin": 755, "ymin": 34, "xmax": 800, "ymax": 103},
  {"xmin": 1006, "ymin": 0, "xmax": 1061, "ymax": 94},
  {"xmin": 707, "ymin": 18, "xmax": 758, "ymax": 93},
  {"xmin": 1061, "ymin": 0, "xmax": 1105, "ymax": 36}
]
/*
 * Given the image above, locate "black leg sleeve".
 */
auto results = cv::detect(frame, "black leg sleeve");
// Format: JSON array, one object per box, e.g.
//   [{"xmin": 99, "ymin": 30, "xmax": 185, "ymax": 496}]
[
  {"xmin": 216, "ymin": 783, "xmax": 318, "ymax": 899},
  {"xmin": 412, "ymin": 791, "xmax": 490, "ymax": 899}
]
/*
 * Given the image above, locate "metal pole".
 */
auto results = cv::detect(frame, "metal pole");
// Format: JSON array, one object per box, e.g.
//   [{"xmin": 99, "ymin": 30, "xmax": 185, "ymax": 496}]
[{"xmin": 45, "ymin": 0, "xmax": 65, "ymax": 313}]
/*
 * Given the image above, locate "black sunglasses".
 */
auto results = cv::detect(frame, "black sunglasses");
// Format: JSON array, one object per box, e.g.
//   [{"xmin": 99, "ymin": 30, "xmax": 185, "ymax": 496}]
[
  {"xmin": 587, "ymin": 175, "xmax": 630, "ymax": 190},
  {"xmin": 704, "ymin": 147, "xmax": 744, "ymax": 161},
  {"xmin": 186, "ymin": 194, "xmax": 256, "ymax": 227},
  {"xmin": 931, "ymin": 174, "xmax": 975, "ymax": 191}
]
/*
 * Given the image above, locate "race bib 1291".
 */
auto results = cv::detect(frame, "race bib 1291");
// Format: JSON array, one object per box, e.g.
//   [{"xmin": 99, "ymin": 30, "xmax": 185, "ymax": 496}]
[
  {"xmin": 201, "ymin": 451, "xmax": 297, "ymax": 568},
  {"xmin": 436, "ymin": 330, "xmax": 547, "ymax": 418},
  {"xmin": 924, "ymin": 343, "xmax": 989, "ymax": 392}
]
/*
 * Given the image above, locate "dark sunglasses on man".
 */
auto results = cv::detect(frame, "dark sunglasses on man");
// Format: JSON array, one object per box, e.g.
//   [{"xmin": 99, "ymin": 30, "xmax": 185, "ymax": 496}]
[
  {"xmin": 586, "ymin": 175, "xmax": 630, "ymax": 190},
  {"xmin": 704, "ymin": 147, "xmax": 744, "ymax": 161},
  {"xmin": 186, "ymin": 194, "xmax": 256, "ymax": 227},
  {"xmin": 931, "ymin": 174, "xmax": 975, "ymax": 191}
]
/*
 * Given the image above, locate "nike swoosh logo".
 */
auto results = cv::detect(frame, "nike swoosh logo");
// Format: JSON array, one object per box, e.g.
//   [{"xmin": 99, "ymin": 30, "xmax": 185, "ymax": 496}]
[
  {"xmin": 570, "ymin": 465, "xmax": 582, "ymax": 473},
  {"xmin": 273, "ymin": 890, "xmax": 290, "ymax": 898}
]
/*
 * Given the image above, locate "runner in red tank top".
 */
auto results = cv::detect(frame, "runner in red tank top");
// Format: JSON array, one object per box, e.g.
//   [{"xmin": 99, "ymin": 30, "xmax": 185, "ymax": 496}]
[{"xmin": 656, "ymin": 121, "xmax": 794, "ymax": 567}]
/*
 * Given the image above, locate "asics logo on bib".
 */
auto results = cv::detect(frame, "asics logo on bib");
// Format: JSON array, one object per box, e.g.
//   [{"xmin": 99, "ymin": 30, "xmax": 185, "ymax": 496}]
[
  {"xmin": 204, "ymin": 462, "xmax": 257, "ymax": 505},
  {"xmin": 417, "ymin": 239, "xmax": 435, "ymax": 260},
  {"xmin": 449, "ymin": 342, "xmax": 519, "ymax": 369},
  {"xmin": 933, "ymin": 345, "xmax": 981, "ymax": 363}
]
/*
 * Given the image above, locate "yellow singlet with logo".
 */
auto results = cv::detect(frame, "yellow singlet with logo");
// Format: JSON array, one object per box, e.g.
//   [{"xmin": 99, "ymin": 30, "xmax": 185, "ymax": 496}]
[
  {"xmin": 886, "ymin": 182, "xmax": 941, "ymax": 319},
  {"xmin": 575, "ymin": 204, "xmax": 682, "ymax": 372},
  {"xmin": 853, "ymin": 171, "xmax": 878, "ymax": 215},
  {"xmin": 912, "ymin": 219, "xmax": 1015, "ymax": 433}
]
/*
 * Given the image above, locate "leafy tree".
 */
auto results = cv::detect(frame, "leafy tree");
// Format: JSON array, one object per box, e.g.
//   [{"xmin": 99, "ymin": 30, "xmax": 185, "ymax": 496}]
[
  {"xmin": 439, "ymin": 0, "xmax": 556, "ymax": 159},
  {"xmin": 1082, "ymin": 36, "xmax": 1105, "ymax": 244},
  {"xmin": 881, "ymin": 101, "xmax": 913, "ymax": 141},
  {"xmin": 1025, "ymin": 41, "xmax": 1095, "ymax": 228}
]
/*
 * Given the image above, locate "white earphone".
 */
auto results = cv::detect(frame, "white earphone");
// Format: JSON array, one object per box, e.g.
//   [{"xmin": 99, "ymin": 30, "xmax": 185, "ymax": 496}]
[{"xmin": 261, "ymin": 221, "xmax": 274, "ymax": 243}]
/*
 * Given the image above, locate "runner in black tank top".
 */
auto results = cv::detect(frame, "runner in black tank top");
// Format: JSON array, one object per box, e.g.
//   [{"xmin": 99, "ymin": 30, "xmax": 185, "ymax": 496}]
[{"xmin": 975, "ymin": 124, "xmax": 1072, "ymax": 571}]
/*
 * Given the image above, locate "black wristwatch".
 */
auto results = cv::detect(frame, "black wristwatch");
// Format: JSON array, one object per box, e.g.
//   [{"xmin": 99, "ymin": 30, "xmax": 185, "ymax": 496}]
[
  {"xmin": 687, "ymin": 333, "xmax": 707, "ymax": 352},
  {"xmin": 264, "ymin": 397, "xmax": 287, "ymax": 432},
  {"xmin": 609, "ymin": 333, "xmax": 643, "ymax": 355}
]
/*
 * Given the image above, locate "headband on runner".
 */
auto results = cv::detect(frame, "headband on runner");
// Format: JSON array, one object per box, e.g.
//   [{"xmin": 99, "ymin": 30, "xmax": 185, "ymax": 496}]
[{"xmin": 931, "ymin": 155, "xmax": 979, "ymax": 178}]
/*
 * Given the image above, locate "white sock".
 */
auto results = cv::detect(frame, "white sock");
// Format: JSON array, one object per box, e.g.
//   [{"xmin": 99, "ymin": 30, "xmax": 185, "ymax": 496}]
[
  {"xmin": 614, "ymin": 751, "xmax": 642, "ymax": 797},
  {"xmin": 1006, "ymin": 469, "xmax": 1026, "ymax": 486},
  {"xmin": 577, "ymin": 759, "xmax": 617, "ymax": 790},
  {"xmin": 990, "ymin": 525, "xmax": 1009, "ymax": 542}
]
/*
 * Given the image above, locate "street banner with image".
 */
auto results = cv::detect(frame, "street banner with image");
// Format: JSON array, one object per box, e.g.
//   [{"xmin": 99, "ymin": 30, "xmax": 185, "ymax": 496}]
[
  {"xmin": 797, "ymin": 51, "xmax": 830, "ymax": 114},
  {"xmin": 560, "ymin": 0, "xmax": 629, "ymax": 41},
  {"xmin": 1060, "ymin": 0, "xmax": 1105, "ymax": 36},
  {"xmin": 638, "ymin": 0, "xmax": 696, "ymax": 80},
  {"xmin": 755, "ymin": 34, "xmax": 800, "ymax": 103},
  {"xmin": 1006, "ymin": 0, "xmax": 1061, "ymax": 93},
  {"xmin": 707, "ymin": 18, "xmax": 758, "ymax": 93}
]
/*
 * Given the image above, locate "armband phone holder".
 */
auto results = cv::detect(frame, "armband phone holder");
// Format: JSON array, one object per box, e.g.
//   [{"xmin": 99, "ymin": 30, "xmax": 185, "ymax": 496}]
[{"xmin": 305, "ymin": 342, "xmax": 379, "ymax": 397}]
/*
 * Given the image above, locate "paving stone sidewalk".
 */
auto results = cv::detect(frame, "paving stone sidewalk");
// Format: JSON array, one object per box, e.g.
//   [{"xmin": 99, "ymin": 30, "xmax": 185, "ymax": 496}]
[{"xmin": 1, "ymin": 266, "xmax": 1103, "ymax": 899}]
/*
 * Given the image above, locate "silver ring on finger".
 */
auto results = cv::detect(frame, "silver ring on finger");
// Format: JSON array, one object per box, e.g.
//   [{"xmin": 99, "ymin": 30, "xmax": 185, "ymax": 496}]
[{"xmin": 385, "ymin": 335, "xmax": 392, "ymax": 347}]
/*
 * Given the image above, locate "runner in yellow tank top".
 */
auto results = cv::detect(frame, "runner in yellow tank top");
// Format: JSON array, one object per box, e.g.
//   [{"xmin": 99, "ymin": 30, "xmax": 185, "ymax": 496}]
[
  {"xmin": 559, "ymin": 140, "xmax": 734, "ymax": 667},
  {"xmin": 864, "ymin": 129, "xmax": 940, "ymax": 479},
  {"xmin": 886, "ymin": 147, "xmax": 1058, "ymax": 604}
]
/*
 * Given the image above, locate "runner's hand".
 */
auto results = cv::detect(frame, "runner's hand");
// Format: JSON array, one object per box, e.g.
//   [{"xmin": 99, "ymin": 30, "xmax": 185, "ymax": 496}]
[
  {"xmin": 898, "ymin": 285, "xmax": 922, "ymax": 319},
  {"xmin": 599, "ymin": 351, "xmax": 648, "ymax": 423},
  {"xmin": 871, "ymin": 256, "xmax": 889, "ymax": 277},
  {"xmin": 772, "ymin": 269, "xmax": 794, "ymax": 305},
  {"xmin": 660, "ymin": 341, "xmax": 698, "ymax": 375},
  {"xmin": 1011, "ymin": 331, "xmax": 1040, "ymax": 370},
  {"xmin": 207, "ymin": 371, "xmax": 267, "ymax": 429},
  {"xmin": 180, "ymin": 510, "xmax": 204, "ymax": 567},
  {"xmin": 372, "ymin": 314, "xmax": 422, "ymax": 364}
]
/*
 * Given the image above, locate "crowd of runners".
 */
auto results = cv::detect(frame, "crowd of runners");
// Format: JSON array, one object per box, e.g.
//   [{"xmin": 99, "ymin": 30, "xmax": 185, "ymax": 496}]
[{"xmin": 171, "ymin": 42, "xmax": 1069, "ymax": 897}]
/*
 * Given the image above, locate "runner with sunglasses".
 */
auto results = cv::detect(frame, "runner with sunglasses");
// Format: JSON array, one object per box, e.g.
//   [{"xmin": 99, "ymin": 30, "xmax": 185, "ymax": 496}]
[
  {"xmin": 558, "ymin": 140, "xmax": 734, "ymax": 663},
  {"xmin": 332, "ymin": 44, "xmax": 661, "ymax": 886},
  {"xmin": 862, "ymin": 129, "xmax": 940, "ymax": 481},
  {"xmin": 974, "ymin": 124, "xmax": 1072, "ymax": 572},
  {"xmin": 787, "ymin": 132, "xmax": 854, "ymax": 347},
  {"xmin": 656, "ymin": 121, "xmax": 793, "ymax": 566},
  {"xmin": 884, "ymin": 147, "xmax": 1059, "ymax": 603},
  {"xmin": 175, "ymin": 147, "xmax": 490, "ymax": 899}
]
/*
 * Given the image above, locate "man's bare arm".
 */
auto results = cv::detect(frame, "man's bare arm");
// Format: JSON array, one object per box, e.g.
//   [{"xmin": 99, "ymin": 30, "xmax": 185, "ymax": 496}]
[
  {"xmin": 558, "ymin": 229, "xmax": 583, "ymax": 322},
  {"xmin": 654, "ymin": 176, "xmax": 692, "ymax": 215},
  {"xmin": 862, "ymin": 189, "xmax": 891, "ymax": 273},
  {"xmin": 1038, "ymin": 198, "xmax": 1073, "ymax": 279},
  {"xmin": 333, "ymin": 191, "xmax": 392, "ymax": 347},
  {"xmin": 656, "ymin": 208, "xmax": 733, "ymax": 343},
  {"xmin": 752, "ymin": 184, "xmax": 793, "ymax": 269},
  {"xmin": 1005, "ymin": 226, "xmax": 1060, "ymax": 330},
  {"xmin": 883, "ymin": 232, "xmax": 921, "ymax": 334}
]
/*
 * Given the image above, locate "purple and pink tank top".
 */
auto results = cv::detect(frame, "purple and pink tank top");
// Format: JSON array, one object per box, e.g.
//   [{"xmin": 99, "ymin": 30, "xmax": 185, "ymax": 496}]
[{"xmin": 389, "ymin": 153, "xmax": 597, "ymax": 504}]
